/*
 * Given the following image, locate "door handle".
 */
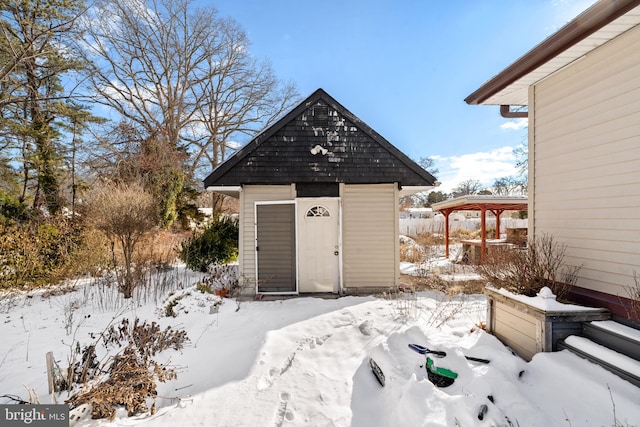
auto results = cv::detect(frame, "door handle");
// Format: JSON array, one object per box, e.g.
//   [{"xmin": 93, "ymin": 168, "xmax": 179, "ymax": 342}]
[{"xmin": 334, "ymin": 251, "xmax": 339, "ymax": 256}]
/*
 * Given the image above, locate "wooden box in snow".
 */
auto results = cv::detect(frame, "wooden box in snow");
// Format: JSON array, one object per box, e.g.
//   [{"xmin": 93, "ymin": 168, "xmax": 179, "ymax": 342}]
[{"xmin": 484, "ymin": 287, "xmax": 610, "ymax": 361}]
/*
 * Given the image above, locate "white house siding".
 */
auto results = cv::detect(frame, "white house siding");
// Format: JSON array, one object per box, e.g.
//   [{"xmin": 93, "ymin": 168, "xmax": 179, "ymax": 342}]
[
  {"xmin": 341, "ymin": 183, "xmax": 399, "ymax": 289},
  {"xmin": 239, "ymin": 185, "xmax": 295, "ymax": 289},
  {"xmin": 532, "ymin": 23, "xmax": 640, "ymax": 297}
]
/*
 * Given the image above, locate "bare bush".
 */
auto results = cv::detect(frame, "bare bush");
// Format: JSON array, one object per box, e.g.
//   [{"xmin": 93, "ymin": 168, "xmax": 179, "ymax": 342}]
[
  {"xmin": 86, "ymin": 182, "xmax": 159, "ymax": 298},
  {"xmin": 201, "ymin": 264, "xmax": 239, "ymax": 294},
  {"xmin": 423, "ymin": 293, "xmax": 471, "ymax": 329},
  {"xmin": 383, "ymin": 283, "xmax": 419, "ymax": 322},
  {"xmin": 622, "ymin": 271, "xmax": 640, "ymax": 321},
  {"xmin": 476, "ymin": 233, "xmax": 581, "ymax": 299}
]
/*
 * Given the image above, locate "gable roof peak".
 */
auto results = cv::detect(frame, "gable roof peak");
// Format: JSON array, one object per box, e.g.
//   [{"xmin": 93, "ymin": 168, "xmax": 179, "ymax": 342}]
[{"xmin": 203, "ymin": 88, "xmax": 437, "ymax": 189}]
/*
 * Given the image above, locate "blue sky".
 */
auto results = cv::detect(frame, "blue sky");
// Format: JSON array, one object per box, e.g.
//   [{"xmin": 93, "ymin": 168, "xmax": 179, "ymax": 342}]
[{"xmin": 209, "ymin": 0, "xmax": 596, "ymax": 192}]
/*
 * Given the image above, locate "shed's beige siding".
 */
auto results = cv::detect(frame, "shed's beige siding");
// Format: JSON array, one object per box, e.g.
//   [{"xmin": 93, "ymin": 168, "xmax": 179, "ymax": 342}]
[
  {"xmin": 341, "ymin": 183, "xmax": 399, "ymax": 289},
  {"xmin": 531, "ymin": 23, "xmax": 640, "ymax": 297},
  {"xmin": 239, "ymin": 185, "xmax": 295, "ymax": 289}
]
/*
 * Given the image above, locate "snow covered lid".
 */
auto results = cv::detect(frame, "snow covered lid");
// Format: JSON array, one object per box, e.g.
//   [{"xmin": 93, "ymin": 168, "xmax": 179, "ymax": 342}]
[
  {"xmin": 488, "ymin": 285, "xmax": 605, "ymax": 312},
  {"xmin": 537, "ymin": 287, "xmax": 556, "ymax": 300}
]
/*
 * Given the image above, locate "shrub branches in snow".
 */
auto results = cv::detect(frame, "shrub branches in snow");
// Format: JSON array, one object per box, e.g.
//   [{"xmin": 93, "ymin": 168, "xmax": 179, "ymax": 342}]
[
  {"xmin": 65, "ymin": 318, "xmax": 189, "ymax": 420},
  {"xmin": 476, "ymin": 233, "xmax": 581, "ymax": 299}
]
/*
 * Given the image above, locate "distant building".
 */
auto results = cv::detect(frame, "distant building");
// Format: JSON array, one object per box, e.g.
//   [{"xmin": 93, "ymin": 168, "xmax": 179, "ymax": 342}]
[{"xmin": 400, "ymin": 207, "xmax": 434, "ymax": 219}]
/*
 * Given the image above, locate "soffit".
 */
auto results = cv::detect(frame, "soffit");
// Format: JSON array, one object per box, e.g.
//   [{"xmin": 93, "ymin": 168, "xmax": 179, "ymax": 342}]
[{"xmin": 470, "ymin": 4, "xmax": 640, "ymax": 106}]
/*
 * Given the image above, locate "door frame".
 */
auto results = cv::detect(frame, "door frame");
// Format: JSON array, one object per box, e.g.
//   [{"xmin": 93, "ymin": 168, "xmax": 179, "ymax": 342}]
[
  {"xmin": 254, "ymin": 200, "xmax": 297, "ymax": 295},
  {"xmin": 295, "ymin": 197, "xmax": 343, "ymax": 294},
  {"xmin": 254, "ymin": 198, "xmax": 344, "ymax": 295}
]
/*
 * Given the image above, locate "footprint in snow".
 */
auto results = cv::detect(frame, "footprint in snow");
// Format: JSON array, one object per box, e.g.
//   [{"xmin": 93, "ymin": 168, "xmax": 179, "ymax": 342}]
[
  {"xmin": 257, "ymin": 367, "xmax": 279, "ymax": 391},
  {"xmin": 358, "ymin": 320, "xmax": 373, "ymax": 336},
  {"xmin": 258, "ymin": 352, "xmax": 297, "ymax": 391},
  {"xmin": 332, "ymin": 309, "xmax": 356, "ymax": 328},
  {"xmin": 273, "ymin": 400, "xmax": 294, "ymax": 426},
  {"xmin": 307, "ymin": 334, "xmax": 331, "ymax": 349}
]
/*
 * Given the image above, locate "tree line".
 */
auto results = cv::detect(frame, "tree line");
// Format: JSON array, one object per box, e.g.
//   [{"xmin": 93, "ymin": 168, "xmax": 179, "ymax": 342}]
[
  {"xmin": 405, "ymin": 153, "xmax": 528, "ymax": 209},
  {"xmin": 0, "ymin": 0, "xmax": 299, "ymax": 224},
  {"xmin": 0, "ymin": 0, "xmax": 297, "ymax": 292}
]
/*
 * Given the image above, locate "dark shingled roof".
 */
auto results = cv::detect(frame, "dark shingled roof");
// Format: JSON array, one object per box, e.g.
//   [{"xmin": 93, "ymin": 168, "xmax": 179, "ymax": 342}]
[{"xmin": 203, "ymin": 88, "xmax": 436, "ymax": 188}]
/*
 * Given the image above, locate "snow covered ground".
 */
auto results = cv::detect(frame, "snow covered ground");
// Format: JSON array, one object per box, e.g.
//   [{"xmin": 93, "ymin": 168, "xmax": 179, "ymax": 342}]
[{"xmin": 0, "ymin": 264, "xmax": 638, "ymax": 427}]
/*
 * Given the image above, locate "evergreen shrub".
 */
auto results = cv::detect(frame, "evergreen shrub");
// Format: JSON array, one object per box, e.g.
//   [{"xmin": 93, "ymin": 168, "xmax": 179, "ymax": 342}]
[
  {"xmin": 179, "ymin": 217, "xmax": 238, "ymax": 271},
  {"xmin": 0, "ymin": 191, "xmax": 29, "ymax": 224}
]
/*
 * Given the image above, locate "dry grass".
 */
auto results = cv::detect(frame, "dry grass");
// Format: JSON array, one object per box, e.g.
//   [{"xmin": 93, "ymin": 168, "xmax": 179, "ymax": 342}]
[
  {"xmin": 133, "ymin": 230, "xmax": 189, "ymax": 268},
  {"xmin": 399, "ymin": 232, "xmax": 445, "ymax": 263},
  {"xmin": 449, "ymin": 227, "xmax": 496, "ymax": 241},
  {"xmin": 449, "ymin": 228, "xmax": 479, "ymax": 241},
  {"xmin": 399, "ymin": 240, "xmax": 423, "ymax": 263},
  {"xmin": 401, "ymin": 273, "xmax": 485, "ymax": 296},
  {"xmin": 400, "ymin": 231, "xmax": 486, "ymax": 296}
]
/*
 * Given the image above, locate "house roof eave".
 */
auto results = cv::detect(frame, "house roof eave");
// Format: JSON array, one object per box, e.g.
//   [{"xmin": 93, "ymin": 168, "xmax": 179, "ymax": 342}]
[
  {"xmin": 205, "ymin": 185, "xmax": 241, "ymax": 198},
  {"xmin": 465, "ymin": 0, "xmax": 640, "ymax": 106},
  {"xmin": 399, "ymin": 185, "xmax": 440, "ymax": 197}
]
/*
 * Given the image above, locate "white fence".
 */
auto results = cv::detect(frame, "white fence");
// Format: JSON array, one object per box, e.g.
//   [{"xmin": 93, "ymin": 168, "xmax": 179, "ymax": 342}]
[{"xmin": 399, "ymin": 217, "xmax": 528, "ymax": 238}]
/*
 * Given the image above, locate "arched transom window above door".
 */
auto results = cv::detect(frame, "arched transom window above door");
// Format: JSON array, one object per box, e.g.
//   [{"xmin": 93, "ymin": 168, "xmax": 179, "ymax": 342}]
[{"xmin": 305, "ymin": 205, "xmax": 331, "ymax": 217}]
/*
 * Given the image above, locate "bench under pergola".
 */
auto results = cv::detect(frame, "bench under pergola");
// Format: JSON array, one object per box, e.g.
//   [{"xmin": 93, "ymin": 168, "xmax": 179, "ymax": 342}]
[{"xmin": 431, "ymin": 195, "xmax": 528, "ymax": 263}]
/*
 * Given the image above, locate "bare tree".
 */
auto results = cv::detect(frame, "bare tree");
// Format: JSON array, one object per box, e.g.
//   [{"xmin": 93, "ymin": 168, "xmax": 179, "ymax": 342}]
[
  {"xmin": 188, "ymin": 20, "xmax": 298, "ymax": 176},
  {"xmin": 514, "ymin": 141, "xmax": 528, "ymax": 175},
  {"xmin": 492, "ymin": 175, "xmax": 527, "ymax": 196},
  {"xmin": 489, "ymin": 141, "xmax": 529, "ymax": 197},
  {"xmin": 418, "ymin": 156, "xmax": 439, "ymax": 177},
  {"xmin": 81, "ymin": 0, "xmax": 298, "ymax": 177},
  {"xmin": 452, "ymin": 179, "xmax": 483, "ymax": 197}
]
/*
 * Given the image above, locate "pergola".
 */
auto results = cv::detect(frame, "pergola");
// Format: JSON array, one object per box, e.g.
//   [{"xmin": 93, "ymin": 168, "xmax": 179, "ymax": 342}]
[{"xmin": 431, "ymin": 195, "xmax": 528, "ymax": 263}]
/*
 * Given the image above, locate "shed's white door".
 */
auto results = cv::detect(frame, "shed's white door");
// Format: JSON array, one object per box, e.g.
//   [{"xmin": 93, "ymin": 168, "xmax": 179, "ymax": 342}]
[{"xmin": 297, "ymin": 198, "xmax": 340, "ymax": 293}]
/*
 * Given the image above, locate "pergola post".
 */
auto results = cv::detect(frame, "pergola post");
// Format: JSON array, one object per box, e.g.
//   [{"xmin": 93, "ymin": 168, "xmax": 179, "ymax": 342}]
[
  {"xmin": 442, "ymin": 209, "xmax": 452, "ymax": 259},
  {"xmin": 480, "ymin": 207, "xmax": 487, "ymax": 263},
  {"xmin": 490, "ymin": 209, "xmax": 505, "ymax": 239}
]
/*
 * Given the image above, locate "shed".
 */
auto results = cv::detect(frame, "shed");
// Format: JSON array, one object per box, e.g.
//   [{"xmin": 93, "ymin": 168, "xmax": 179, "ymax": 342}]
[
  {"xmin": 203, "ymin": 88, "xmax": 437, "ymax": 295},
  {"xmin": 466, "ymin": 0, "xmax": 640, "ymax": 321}
]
